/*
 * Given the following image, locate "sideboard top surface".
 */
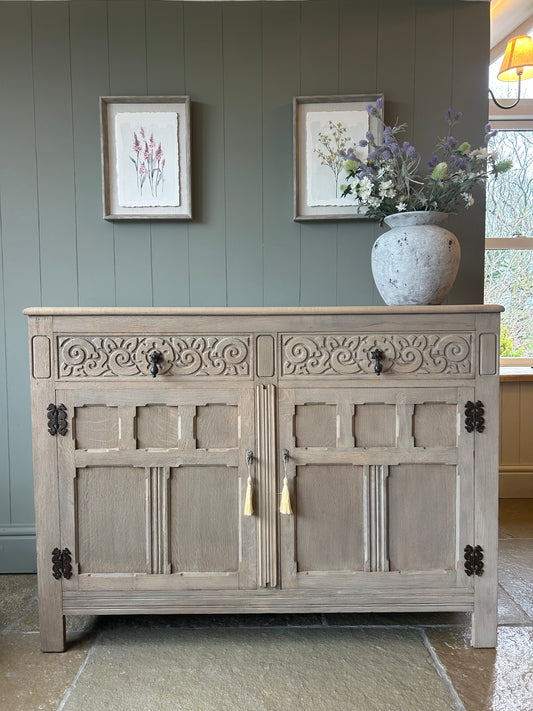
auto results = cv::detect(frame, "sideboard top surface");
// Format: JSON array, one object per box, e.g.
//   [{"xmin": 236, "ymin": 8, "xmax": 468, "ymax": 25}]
[{"xmin": 23, "ymin": 305, "xmax": 504, "ymax": 317}]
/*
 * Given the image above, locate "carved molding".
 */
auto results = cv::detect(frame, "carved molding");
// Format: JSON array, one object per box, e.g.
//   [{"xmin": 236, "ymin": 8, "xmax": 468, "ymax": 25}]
[
  {"xmin": 282, "ymin": 333, "xmax": 473, "ymax": 376},
  {"xmin": 58, "ymin": 336, "xmax": 250, "ymax": 378}
]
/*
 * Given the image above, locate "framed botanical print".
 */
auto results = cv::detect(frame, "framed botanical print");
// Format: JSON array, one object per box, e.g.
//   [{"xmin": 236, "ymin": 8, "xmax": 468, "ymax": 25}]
[
  {"xmin": 293, "ymin": 94, "xmax": 383, "ymax": 221},
  {"xmin": 100, "ymin": 96, "xmax": 191, "ymax": 220}
]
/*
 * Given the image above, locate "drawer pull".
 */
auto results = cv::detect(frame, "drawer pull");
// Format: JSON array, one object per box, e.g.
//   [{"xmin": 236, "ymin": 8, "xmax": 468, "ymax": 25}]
[
  {"xmin": 149, "ymin": 350, "xmax": 163, "ymax": 378},
  {"xmin": 244, "ymin": 451, "xmax": 254, "ymax": 516},
  {"xmin": 370, "ymin": 349, "xmax": 384, "ymax": 376},
  {"xmin": 280, "ymin": 449, "xmax": 293, "ymax": 515}
]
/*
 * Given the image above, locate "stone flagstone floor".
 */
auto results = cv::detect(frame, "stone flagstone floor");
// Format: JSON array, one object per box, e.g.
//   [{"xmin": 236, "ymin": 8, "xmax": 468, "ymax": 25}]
[{"xmin": 1, "ymin": 499, "xmax": 532, "ymax": 711}]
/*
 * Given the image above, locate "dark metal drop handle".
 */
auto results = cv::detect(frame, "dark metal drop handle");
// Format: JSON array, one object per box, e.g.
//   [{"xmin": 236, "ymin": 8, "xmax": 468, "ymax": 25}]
[
  {"xmin": 149, "ymin": 351, "xmax": 162, "ymax": 378},
  {"xmin": 370, "ymin": 349, "xmax": 384, "ymax": 376}
]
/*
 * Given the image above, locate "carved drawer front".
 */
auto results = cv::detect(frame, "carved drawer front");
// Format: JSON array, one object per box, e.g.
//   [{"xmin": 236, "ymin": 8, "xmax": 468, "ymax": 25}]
[
  {"xmin": 57, "ymin": 335, "xmax": 251, "ymax": 379},
  {"xmin": 281, "ymin": 332, "xmax": 473, "ymax": 377}
]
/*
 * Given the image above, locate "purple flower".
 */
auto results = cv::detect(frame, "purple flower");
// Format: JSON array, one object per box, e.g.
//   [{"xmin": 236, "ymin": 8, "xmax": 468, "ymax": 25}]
[
  {"xmin": 144, "ymin": 142, "xmax": 150, "ymax": 160},
  {"xmin": 382, "ymin": 150, "xmax": 392, "ymax": 160},
  {"xmin": 368, "ymin": 150, "xmax": 378, "ymax": 160},
  {"xmin": 406, "ymin": 146, "xmax": 418, "ymax": 159},
  {"xmin": 485, "ymin": 123, "xmax": 492, "ymax": 133},
  {"xmin": 155, "ymin": 142, "xmax": 163, "ymax": 161},
  {"xmin": 358, "ymin": 139, "xmax": 368, "ymax": 148},
  {"xmin": 149, "ymin": 133, "xmax": 156, "ymax": 149},
  {"xmin": 339, "ymin": 149, "xmax": 347, "ymax": 158},
  {"xmin": 375, "ymin": 97, "xmax": 383, "ymax": 110},
  {"xmin": 366, "ymin": 104, "xmax": 378, "ymax": 116},
  {"xmin": 446, "ymin": 108, "xmax": 453, "ymax": 121},
  {"xmin": 445, "ymin": 136, "xmax": 458, "ymax": 150},
  {"xmin": 139, "ymin": 162, "xmax": 146, "ymax": 175},
  {"xmin": 140, "ymin": 126, "xmax": 145, "ymax": 139},
  {"xmin": 366, "ymin": 131, "xmax": 374, "ymax": 142},
  {"xmin": 454, "ymin": 112, "xmax": 462, "ymax": 122},
  {"xmin": 348, "ymin": 152, "xmax": 356, "ymax": 160},
  {"xmin": 133, "ymin": 132, "xmax": 142, "ymax": 153}
]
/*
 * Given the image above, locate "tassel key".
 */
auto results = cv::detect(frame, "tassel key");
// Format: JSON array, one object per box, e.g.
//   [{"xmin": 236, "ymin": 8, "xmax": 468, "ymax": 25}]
[
  {"xmin": 244, "ymin": 451, "xmax": 254, "ymax": 516},
  {"xmin": 280, "ymin": 449, "xmax": 293, "ymax": 515}
]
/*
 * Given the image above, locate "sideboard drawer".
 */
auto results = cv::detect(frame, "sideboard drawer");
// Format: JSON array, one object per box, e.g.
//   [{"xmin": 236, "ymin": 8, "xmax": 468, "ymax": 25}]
[
  {"xmin": 57, "ymin": 335, "xmax": 252, "ymax": 379},
  {"xmin": 280, "ymin": 331, "xmax": 474, "ymax": 378}
]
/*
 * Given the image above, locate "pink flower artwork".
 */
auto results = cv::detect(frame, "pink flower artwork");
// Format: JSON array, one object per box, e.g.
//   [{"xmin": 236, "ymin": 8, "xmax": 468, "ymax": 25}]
[{"xmin": 130, "ymin": 126, "xmax": 165, "ymax": 198}]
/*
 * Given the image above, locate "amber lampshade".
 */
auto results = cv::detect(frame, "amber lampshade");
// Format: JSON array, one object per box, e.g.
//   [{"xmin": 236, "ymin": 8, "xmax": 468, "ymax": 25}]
[{"xmin": 497, "ymin": 35, "xmax": 533, "ymax": 82}]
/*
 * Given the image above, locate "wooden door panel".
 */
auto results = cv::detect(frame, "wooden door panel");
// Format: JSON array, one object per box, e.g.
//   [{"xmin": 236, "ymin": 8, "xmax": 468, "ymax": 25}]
[
  {"xmin": 76, "ymin": 466, "xmax": 148, "ymax": 574},
  {"xmin": 295, "ymin": 464, "xmax": 365, "ymax": 572},
  {"xmin": 59, "ymin": 388, "xmax": 256, "ymax": 591},
  {"xmin": 279, "ymin": 386, "xmax": 474, "ymax": 589},
  {"xmin": 388, "ymin": 464, "xmax": 457, "ymax": 572},
  {"xmin": 136, "ymin": 404, "xmax": 180, "ymax": 449},
  {"xmin": 354, "ymin": 404, "xmax": 396, "ymax": 447},
  {"xmin": 170, "ymin": 466, "xmax": 239, "ymax": 573},
  {"xmin": 74, "ymin": 405, "xmax": 119, "ymax": 449}
]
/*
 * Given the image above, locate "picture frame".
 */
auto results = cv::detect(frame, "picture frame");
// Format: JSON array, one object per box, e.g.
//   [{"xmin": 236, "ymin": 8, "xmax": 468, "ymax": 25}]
[
  {"xmin": 100, "ymin": 96, "xmax": 191, "ymax": 221},
  {"xmin": 293, "ymin": 94, "xmax": 383, "ymax": 221}
]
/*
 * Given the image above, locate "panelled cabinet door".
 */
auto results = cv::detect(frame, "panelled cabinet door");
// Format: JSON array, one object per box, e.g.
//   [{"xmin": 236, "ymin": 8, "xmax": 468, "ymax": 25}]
[
  {"xmin": 57, "ymin": 387, "xmax": 257, "ymax": 592},
  {"xmin": 278, "ymin": 386, "xmax": 475, "ymax": 591}
]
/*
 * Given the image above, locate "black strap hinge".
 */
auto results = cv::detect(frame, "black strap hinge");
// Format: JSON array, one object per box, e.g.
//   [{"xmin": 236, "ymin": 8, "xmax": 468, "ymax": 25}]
[
  {"xmin": 464, "ymin": 401, "xmax": 485, "ymax": 433},
  {"xmin": 464, "ymin": 545, "xmax": 484, "ymax": 576},
  {"xmin": 47, "ymin": 404, "xmax": 68, "ymax": 436},
  {"xmin": 52, "ymin": 547, "xmax": 73, "ymax": 579}
]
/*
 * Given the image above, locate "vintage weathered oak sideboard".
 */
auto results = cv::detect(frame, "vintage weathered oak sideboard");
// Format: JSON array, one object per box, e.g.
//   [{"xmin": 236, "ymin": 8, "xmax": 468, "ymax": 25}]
[{"xmin": 24, "ymin": 305, "xmax": 501, "ymax": 651}]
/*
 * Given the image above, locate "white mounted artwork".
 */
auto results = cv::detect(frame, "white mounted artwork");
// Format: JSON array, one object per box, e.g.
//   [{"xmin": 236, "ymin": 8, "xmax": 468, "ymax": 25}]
[
  {"xmin": 101, "ymin": 97, "xmax": 191, "ymax": 220},
  {"xmin": 294, "ymin": 94, "xmax": 383, "ymax": 221}
]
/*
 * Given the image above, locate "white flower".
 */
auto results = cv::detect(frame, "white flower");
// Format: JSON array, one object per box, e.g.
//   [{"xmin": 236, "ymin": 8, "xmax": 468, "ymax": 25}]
[
  {"xmin": 378, "ymin": 180, "xmax": 395, "ymax": 198},
  {"xmin": 472, "ymin": 147, "xmax": 488, "ymax": 159},
  {"xmin": 396, "ymin": 202, "xmax": 407, "ymax": 212},
  {"xmin": 358, "ymin": 176, "xmax": 372, "ymax": 200},
  {"xmin": 462, "ymin": 192, "xmax": 474, "ymax": 206}
]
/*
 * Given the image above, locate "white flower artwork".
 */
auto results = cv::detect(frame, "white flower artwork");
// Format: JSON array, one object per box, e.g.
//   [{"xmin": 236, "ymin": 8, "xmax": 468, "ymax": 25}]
[{"xmin": 305, "ymin": 109, "xmax": 368, "ymax": 207}]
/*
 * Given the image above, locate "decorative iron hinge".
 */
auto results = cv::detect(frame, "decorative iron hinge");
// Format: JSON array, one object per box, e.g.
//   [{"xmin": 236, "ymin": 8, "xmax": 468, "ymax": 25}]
[
  {"xmin": 47, "ymin": 403, "xmax": 68, "ymax": 436},
  {"xmin": 52, "ymin": 547, "xmax": 73, "ymax": 580},
  {"xmin": 464, "ymin": 400, "xmax": 485, "ymax": 433},
  {"xmin": 464, "ymin": 545, "xmax": 484, "ymax": 576}
]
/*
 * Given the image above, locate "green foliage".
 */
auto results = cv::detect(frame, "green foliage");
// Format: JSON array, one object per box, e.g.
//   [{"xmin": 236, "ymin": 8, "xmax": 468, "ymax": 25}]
[{"xmin": 500, "ymin": 325, "xmax": 524, "ymax": 357}]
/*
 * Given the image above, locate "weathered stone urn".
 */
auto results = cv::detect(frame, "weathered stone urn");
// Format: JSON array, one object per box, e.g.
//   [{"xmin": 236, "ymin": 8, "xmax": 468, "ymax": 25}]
[{"xmin": 371, "ymin": 211, "xmax": 461, "ymax": 305}]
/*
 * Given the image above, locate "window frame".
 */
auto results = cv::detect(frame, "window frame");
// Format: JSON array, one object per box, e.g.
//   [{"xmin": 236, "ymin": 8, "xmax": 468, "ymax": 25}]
[{"xmin": 485, "ymin": 100, "xmax": 533, "ymax": 368}]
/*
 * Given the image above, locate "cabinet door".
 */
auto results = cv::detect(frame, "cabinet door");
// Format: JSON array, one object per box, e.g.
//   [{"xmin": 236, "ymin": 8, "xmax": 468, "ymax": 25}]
[
  {"xmin": 278, "ymin": 386, "xmax": 475, "ymax": 591},
  {"xmin": 57, "ymin": 387, "xmax": 256, "ymax": 592}
]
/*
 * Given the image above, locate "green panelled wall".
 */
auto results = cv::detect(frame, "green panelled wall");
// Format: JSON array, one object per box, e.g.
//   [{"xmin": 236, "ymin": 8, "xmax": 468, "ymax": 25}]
[{"xmin": 0, "ymin": 0, "xmax": 490, "ymax": 571}]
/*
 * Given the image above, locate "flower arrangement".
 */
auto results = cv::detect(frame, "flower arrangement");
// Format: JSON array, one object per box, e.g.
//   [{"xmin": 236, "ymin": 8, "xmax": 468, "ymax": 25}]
[{"xmin": 340, "ymin": 98, "xmax": 512, "ymax": 224}]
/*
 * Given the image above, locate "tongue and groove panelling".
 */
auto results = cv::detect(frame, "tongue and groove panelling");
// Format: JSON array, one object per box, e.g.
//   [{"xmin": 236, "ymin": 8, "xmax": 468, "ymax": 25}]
[{"xmin": 0, "ymin": 0, "xmax": 490, "ymax": 571}]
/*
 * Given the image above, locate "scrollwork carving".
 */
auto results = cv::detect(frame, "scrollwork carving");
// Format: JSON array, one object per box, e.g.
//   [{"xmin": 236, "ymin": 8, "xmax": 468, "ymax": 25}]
[
  {"xmin": 58, "ymin": 336, "xmax": 250, "ymax": 378},
  {"xmin": 282, "ymin": 333, "xmax": 472, "ymax": 376}
]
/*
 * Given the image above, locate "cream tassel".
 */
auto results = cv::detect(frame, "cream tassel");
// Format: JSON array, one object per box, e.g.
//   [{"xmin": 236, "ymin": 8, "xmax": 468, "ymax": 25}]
[
  {"xmin": 244, "ymin": 474, "xmax": 254, "ymax": 516},
  {"xmin": 280, "ymin": 475, "xmax": 293, "ymax": 515},
  {"xmin": 244, "ymin": 451, "xmax": 254, "ymax": 516},
  {"xmin": 280, "ymin": 449, "xmax": 293, "ymax": 515}
]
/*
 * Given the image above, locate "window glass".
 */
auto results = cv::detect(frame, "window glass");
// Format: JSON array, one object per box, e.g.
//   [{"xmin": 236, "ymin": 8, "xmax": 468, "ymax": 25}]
[{"xmin": 484, "ymin": 131, "xmax": 533, "ymax": 358}]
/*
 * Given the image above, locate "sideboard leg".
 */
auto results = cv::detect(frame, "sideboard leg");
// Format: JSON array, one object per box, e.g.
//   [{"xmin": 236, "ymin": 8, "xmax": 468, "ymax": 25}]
[{"xmin": 471, "ymin": 603, "xmax": 497, "ymax": 648}]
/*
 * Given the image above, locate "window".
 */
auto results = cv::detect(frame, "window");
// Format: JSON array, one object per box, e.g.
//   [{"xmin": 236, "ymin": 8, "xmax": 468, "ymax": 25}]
[
  {"xmin": 485, "ymin": 128, "xmax": 533, "ymax": 363},
  {"xmin": 485, "ymin": 39, "xmax": 533, "ymax": 364}
]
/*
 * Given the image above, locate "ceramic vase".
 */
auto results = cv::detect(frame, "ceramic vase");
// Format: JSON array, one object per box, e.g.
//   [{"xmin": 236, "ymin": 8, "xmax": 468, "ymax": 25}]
[{"xmin": 371, "ymin": 211, "xmax": 461, "ymax": 305}]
